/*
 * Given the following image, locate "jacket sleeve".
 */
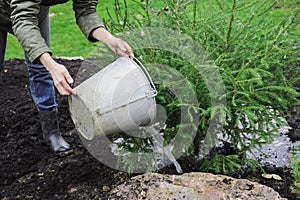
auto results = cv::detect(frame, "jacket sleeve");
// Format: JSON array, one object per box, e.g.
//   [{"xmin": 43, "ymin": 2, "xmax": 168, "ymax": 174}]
[
  {"xmin": 10, "ymin": 0, "xmax": 52, "ymax": 63},
  {"xmin": 72, "ymin": 0, "xmax": 104, "ymax": 42}
]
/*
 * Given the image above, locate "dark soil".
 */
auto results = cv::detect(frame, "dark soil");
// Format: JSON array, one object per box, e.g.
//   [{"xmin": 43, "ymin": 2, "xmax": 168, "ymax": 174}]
[{"xmin": 0, "ymin": 58, "xmax": 298, "ymax": 200}]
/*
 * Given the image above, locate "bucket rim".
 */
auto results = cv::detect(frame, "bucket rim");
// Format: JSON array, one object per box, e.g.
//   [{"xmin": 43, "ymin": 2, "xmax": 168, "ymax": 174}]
[{"xmin": 68, "ymin": 94, "xmax": 96, "ymax": 140}]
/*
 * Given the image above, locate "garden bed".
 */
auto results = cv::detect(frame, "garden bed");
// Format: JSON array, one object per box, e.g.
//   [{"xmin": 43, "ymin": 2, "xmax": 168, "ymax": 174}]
[{"xmin": 0, "ymin": 58, "xmax": 297, "ymax": 199}]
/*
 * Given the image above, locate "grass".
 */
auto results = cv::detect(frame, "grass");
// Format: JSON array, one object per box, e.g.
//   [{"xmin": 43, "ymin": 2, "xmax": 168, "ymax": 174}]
[{"xmin": 4, "ymin": 0, "xmax": 299, "ymax": 60}]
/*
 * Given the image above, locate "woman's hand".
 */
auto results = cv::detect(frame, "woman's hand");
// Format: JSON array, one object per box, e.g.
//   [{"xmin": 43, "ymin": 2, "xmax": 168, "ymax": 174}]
[
  {"xmin": 48, "ymin": 63, "xmax": 75, "ymax": 96},
  {"xmin": 91, "ymin": 27, "xmax": 134, "ymax": 58},
  {"xmin": 104, "ymin": 36, "xmax": 134, "ymax": 58},
  {"xmin": 40, "ymin": 53, "xmax": 75, "ymax": 96}
]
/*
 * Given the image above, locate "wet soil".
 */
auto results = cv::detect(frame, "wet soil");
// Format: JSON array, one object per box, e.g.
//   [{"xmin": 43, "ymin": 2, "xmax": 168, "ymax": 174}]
[{"xmin": 0, "ymin": 58, "xmax": 298, "ymax": 199}]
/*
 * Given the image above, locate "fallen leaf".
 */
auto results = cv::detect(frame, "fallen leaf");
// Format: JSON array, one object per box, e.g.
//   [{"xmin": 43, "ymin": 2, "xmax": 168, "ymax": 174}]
[
  {"xmin": 262, "ymin": 173, "xmax": 283, "ymax": 180},
  {"xmin": 102, "ymin": 185, "xmax": 110, "ymax": 192}
]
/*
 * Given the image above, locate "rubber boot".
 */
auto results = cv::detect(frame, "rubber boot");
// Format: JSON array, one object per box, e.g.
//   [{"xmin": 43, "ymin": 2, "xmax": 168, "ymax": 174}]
[{"xmin": 39, "ymin": 109, "xmax": 70, "ymax": 152}]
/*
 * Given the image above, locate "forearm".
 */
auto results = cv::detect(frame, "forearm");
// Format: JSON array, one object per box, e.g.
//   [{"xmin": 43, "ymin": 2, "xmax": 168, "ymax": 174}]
[
  {"xmin": 39, "ymin": 53, "xmax": 58, "ymax": 72},
  {"xmin": 91, "ymin": 27, "xmax": 113, "ymax": 43}
]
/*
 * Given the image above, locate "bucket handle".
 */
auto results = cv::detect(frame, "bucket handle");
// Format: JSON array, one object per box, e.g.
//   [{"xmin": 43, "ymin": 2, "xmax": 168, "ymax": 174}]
[{"xmin": 133, "ymin": 57, "xmax": 157, "ymax": 98}]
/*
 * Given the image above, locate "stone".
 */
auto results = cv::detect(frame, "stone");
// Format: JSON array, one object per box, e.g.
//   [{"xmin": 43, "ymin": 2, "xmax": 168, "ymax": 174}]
[{"xmin": 109, "ymin": 172, "xmax": 286, "ymax": 200}]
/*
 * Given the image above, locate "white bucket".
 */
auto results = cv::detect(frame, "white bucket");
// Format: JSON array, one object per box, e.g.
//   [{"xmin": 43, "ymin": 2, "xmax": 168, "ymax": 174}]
[{"xmin": 69, "ymin": 56, "xmax": 157, "ymax": 140}]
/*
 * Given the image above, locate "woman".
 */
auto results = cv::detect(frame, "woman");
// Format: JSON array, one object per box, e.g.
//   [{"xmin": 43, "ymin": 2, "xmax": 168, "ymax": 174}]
[{"xmin": 0, "ymin": 0, "xmax": 134, "ymax": 152}]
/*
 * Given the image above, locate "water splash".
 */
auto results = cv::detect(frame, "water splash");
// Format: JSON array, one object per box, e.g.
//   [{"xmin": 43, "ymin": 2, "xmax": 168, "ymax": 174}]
[{"xmin": 148, "ymin": 126, "xmax": 183, "ymax": 173}]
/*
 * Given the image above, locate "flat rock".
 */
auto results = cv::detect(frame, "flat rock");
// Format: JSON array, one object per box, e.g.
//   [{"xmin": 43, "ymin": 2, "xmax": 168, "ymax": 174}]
[{"xmin": 109, "ymin": 172, "xmax": 286, "ymax": 200}]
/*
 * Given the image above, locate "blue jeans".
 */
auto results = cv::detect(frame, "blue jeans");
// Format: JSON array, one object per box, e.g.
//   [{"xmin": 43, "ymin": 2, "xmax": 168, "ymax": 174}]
[{"xmin": 0, "ymin": 15, "xmax": 57, "ymax": 111}]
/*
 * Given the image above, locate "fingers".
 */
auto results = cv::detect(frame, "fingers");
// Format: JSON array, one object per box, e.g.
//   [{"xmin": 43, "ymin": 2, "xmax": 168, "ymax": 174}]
[
  {"xmin": 52, "ymin": 65, "xmax": 75, "ymax": 96},
  {"xmin": 61, "ymin": 71, "xmax": 75, "ymax": 95},
  {"xmin": 62, "ymin": 80, "xmax": 75, "ymax": 95},
  {"xmin": 122, "ymin": 40, "xmax": 131, "ymax": 51},
  {"xmin": 106, "ymin": 37, "xmax": 134, "ymax": 58},
  {"xmin": 54, "ymin": 79, "xmax": 75, "ymax": 96},
  {"xmin": 64, "ymin": 70, "xmax": 74, "ymax": 85},
  {"xmin": 120, "ymin": 40, "xmax": 134, "ymax": 58},
  {"xmin": 126, "ymin": 49, "xmax": 134, "ymax": 59}
]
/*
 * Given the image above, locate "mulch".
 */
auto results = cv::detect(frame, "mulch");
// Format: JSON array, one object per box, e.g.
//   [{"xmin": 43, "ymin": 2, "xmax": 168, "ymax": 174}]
[{"xmin": 0, "ymin": 58, "xmax": 298, "ymax": 199}]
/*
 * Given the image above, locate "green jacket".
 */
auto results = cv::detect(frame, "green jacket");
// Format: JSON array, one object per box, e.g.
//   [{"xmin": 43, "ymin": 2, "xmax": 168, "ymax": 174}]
[{"xmin": 0, "ymin": 0, "xmax": 104, "ymax": 63}]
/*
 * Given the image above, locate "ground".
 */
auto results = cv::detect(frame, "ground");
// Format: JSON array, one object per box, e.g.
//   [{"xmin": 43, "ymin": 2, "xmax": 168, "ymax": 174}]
[{"xmin": 0, "ymin": 59, "xmax": 298, "ymax": 199}]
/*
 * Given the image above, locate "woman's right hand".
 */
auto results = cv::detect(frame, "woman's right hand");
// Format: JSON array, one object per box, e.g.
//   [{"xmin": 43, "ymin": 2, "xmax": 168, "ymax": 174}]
[
  {"xmin": 48, "ymin": 63, "xmax": 75, "ymax": 96},
  {"xmin": 40, "ymin": 53, "xmax": 75, "ymax": 96}
]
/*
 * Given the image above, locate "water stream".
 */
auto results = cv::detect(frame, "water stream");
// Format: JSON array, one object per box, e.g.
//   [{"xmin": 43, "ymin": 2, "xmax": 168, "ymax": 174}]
[{"xmin": 147, "ymin": 126, "xmax": 183, "ymax": 173}]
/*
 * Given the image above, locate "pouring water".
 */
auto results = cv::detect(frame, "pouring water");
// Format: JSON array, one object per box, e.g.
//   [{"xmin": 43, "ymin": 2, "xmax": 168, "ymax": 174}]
[{"xmin": 148, "ymin": 126, "xmax": 183, "ymax": 174}]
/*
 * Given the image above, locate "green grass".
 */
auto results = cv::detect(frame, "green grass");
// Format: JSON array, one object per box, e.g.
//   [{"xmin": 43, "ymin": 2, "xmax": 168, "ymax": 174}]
[
  {"xmin": 5, "ymin": 0, "xmax": 299, "ymax": 60},
  {"xmin": 5, "ymin": 0, "xmax": 118, "ymax": 59}
]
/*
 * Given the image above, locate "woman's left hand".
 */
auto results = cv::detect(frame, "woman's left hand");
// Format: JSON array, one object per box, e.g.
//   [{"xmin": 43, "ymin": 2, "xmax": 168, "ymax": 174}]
[
  {"xmin": 91, "ymin": 27, "xmax": 134, "ymax": 58},
  {"xmin": 104, "ymin": 36, "xmax": 134, "ymax": 58}
]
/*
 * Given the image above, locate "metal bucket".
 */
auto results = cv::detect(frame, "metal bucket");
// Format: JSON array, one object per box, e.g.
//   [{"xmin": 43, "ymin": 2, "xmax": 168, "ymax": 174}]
[{"xmin": 69, "ymin": 56, "xmax": 157, "ymax": 140}]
